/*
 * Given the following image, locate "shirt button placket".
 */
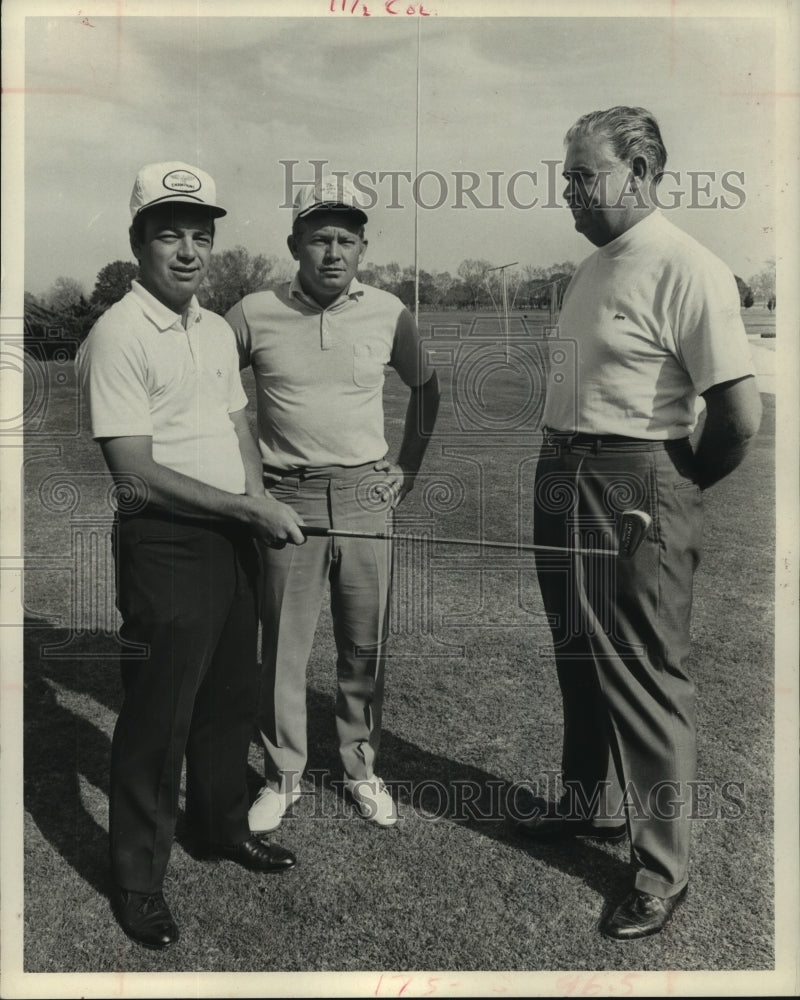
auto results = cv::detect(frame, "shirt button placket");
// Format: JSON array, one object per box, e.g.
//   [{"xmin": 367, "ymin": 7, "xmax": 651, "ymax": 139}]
[{"xmin": 320, "ymin": 310, "xmax": 334, "ymax": 351}]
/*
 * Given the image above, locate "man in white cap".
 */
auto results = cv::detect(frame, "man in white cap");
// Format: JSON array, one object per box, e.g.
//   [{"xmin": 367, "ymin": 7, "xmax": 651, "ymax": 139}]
[
  {"xmin": 226, "ymin": 175, "xmax": 440, "ymax": 833},
  {"xmin": 77, "ymin": 162, "xmax": 305, "ymax": 950}
]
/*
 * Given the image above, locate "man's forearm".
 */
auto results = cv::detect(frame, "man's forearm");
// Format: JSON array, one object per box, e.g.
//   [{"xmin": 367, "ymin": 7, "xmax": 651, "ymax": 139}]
[
  {"xmin": 99, "ymin": 436, "xmax": 305, "ymax": 543},
  {"xmin": 396, "ymin": 372, "xmax": 441, "ymax": 474},
  {"xmin": 107, "ymin": 455, "xmax": 259, "ymax": 523},
  {"xmin": 694, "ymin": 377, "xmax": 762, "ymax": 490},
  {"xmin": 231, "ymin": 408, "xmax": 265, "ymax": 497},
  {"xmin": 694, "ymin": 434, "xmax": 755, "ymax": 491}
]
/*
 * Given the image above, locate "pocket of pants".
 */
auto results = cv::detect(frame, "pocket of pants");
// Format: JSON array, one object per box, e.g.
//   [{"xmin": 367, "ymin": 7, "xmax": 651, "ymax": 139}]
[
  {"xmin": 135, "ymin": 530, "xmax": 206, "ymax": 546},
  {"xmin": 124, "ymin": 516, "xmax": 207, "ymax": 547}
]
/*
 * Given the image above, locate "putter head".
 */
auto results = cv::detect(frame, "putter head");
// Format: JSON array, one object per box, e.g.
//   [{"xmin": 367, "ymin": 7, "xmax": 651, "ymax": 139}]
[{"xmin": 617, "ymin": 510, "xmax": 652, "ymax": 559}]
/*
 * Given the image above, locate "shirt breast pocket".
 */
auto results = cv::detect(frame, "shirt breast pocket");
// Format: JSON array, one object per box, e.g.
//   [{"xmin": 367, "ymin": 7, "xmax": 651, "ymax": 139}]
[{"xmin": 353, "ymin": 342, "xmax": 386, "ymax": 388}]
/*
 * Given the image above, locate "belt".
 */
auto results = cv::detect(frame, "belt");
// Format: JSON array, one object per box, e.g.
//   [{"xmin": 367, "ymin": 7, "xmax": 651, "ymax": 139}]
[
  {"xmin": 262, "ymin": 461, "xmax": 377, "ymax": 482},
  {"xmin": 542, "ymin": 427, "xmax": 682, "ymax": 451},
  {"xmin": 263, "ymin": 464, "xmax": 302, "ymax": 479}
]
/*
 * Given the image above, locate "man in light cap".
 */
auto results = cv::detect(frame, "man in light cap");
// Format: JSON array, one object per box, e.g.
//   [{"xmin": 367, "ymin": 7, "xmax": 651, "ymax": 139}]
[
  {"xmin": 226, "ymin": 175, "xmax": 440, "ymax": 832},
  {"xmin": 77, "ymin": 162, "xmax": 304, "ymax": 950}
]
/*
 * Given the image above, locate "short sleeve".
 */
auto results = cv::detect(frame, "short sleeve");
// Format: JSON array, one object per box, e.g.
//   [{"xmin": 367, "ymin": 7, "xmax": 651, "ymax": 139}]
[
  {"xmin": 223, "ymin": 329, "xmax": 249, "ymax": 413},
  {"xmin": 673, "ymin": 258, "xmax": 754, "ymax": 396},
  {"xmin": 389, "ymin": 307, "xmax": 434, "ymax": 388},
  {"xmin": 76, "ymin": 327, "xmax": 154, "ymax": 440},
  {"xmin": 225, "ymin": 299, "xmax": 252, "ymax": 370}
]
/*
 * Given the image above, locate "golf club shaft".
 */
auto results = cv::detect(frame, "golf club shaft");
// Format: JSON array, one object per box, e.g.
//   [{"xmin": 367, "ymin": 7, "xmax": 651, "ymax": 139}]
[{"xmin": 300, "ymin": 526, "xmax": 618, "ymax": 557}]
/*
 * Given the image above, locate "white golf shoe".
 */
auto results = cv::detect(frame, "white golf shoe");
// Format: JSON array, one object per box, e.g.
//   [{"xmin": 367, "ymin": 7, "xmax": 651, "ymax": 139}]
[
  {"xmin": 344, "ymin": 777, "xmax": 399, "ymax": 827},
  {"xmin": 248, "ymin": 786, "xmax": 302, "ymax": 834}
]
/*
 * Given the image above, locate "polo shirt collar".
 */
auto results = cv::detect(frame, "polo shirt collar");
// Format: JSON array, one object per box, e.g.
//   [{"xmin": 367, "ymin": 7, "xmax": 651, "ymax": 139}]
[
  {"xmin": 599, "ymin": 208, "xmax": 662, "ymax": 259},
  {"xmin": 289, "ymin": 274, "xmax": 365, "ymax": 310},
  {"xmin": 130, "ymin": 279, "xmax": 201, "ymax": 331}
]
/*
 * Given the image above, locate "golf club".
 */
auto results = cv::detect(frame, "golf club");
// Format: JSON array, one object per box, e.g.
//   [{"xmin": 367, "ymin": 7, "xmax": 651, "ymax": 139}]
[{"xmin": 300, "ymin": 508, "xmax": 652, "ymax": 560}]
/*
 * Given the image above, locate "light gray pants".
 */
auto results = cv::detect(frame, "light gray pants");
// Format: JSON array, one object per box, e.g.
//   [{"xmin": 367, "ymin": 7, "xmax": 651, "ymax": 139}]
[{"xmin": 257, "ymin": 463, "xmax": 393, "ymax": 792}]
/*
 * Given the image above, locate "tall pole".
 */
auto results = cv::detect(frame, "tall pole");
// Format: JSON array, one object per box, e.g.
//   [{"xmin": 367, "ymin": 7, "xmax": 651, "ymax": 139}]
[
  {"xmin": 487, "ymin": 261, "xmax": 517, "ymax": 363},
  {"xmin": 414, "ymin": 17, "xmax": 421, "ymax": 323}
]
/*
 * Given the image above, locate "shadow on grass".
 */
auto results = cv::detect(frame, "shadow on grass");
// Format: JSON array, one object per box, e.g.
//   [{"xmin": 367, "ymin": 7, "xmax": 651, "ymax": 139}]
[
  {"xmin": 23, "ymin": 624, "xmax": 119, "ymax": 900},
  {"xmin": 275, "ymin": 686, "xmax": 631, "ymax": 902},
  {"xmin": 24, "ymin": 624, "xmax": 629, "ymax": 914}
]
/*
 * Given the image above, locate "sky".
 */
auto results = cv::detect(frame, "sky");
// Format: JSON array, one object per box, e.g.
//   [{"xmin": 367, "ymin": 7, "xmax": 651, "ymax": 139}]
[{"xmin": 7, "ymin": 3, "xmax": 781, "ymax": 299}]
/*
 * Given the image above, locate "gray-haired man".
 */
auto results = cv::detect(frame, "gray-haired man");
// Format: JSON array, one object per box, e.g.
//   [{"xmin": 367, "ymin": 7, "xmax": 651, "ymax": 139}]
[{"xmin": 518, "ymin": 108, "xmax": 762, "ymax": 939}]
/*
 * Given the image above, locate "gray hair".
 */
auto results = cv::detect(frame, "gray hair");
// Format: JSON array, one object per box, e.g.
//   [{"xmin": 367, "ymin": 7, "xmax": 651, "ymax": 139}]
[{"xmin": 565, "ymin": 106, "xmax": 668, "ymax": 183}]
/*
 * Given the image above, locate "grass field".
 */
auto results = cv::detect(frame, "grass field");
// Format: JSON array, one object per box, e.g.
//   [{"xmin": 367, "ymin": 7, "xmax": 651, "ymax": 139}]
[{"xmin": 17, "ymin": 307, "xmax": 778, "ymax": 985}]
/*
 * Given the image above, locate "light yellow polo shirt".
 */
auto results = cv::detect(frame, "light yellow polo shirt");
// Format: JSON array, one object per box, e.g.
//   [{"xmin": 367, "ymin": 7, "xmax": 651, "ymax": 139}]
[
  {"xmin": 225, "ymin": 277, "xmax": 431, "ymax": 471},
  {"xmin": 76, "ymin": 281, "xmax": 248, "ymax": 493}
]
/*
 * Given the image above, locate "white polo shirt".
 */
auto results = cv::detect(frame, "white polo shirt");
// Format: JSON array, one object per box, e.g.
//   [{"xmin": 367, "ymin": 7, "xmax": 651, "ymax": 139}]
[
  {"xmin": 77, "ymin": 280, "xmax": 248, "ymax": 493},
  {"xmin": 225, "ymin": 277, "xmax": 431, "ymax": 470},
  {"xmin": 543, "ymin": 210, "xmax": 755, "ymax": 439}
]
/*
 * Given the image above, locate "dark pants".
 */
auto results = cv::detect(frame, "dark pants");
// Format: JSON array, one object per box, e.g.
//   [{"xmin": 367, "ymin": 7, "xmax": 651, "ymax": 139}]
[
  {"xmin": 533, "ymin": 435, "xmax": 701, "ymax": 899},
  {"xmin": 110, "ymin": 510, "xmax": 259, "ymax": 894}
]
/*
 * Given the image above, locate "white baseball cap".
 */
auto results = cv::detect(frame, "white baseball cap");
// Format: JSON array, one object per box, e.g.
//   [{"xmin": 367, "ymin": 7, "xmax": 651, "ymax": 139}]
[
  {"xmin": 129, "ymin": 161, "xmax": 227, "ymax": 219},
  {"xmin": 292, "ymin": 174, "xmax": 368, "ymax": 224}
]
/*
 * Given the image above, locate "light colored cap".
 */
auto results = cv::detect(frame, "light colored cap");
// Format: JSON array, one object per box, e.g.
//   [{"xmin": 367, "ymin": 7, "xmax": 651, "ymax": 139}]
[
  {"xmin": 129, "ymin": 161, "xmax": 226, "ymax": 219},
  {"xmin": 292, "ymin": 174, "xmax": 368, "ymax": 224}
]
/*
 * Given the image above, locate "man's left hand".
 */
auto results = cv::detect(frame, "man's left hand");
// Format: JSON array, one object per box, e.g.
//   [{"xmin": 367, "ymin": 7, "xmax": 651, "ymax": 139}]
[{"xmin": 373, "ymin": 459, "xmax": 413, "ymax": 508}]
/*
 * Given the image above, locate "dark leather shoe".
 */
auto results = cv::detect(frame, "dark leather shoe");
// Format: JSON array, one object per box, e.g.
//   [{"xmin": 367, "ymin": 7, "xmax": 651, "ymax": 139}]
[
  {"xmin": 205, "ymin": 835, "xmax": 296, "ymax": 873},
  {"xmin": 601, "ymin": 885, "xmax": 687, "ymax": 940},
  {"xmin": 113, "ymin": 888, "xmax": 179, "ymax": 950},
  {"xmin": 516, "ymin": 815, "xmax": 627, "ymax": 842}
]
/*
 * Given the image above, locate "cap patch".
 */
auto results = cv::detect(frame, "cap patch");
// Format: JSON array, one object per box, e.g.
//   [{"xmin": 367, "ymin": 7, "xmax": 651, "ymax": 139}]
[{"xmin": 162, "ymin": 169, "xmax": 202, "ymax": 193}]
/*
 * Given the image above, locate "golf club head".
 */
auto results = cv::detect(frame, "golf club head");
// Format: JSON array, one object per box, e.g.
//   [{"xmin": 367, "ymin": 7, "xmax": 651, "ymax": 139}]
[{"xmin": 617, "ymin": 509, "xmax": 652, "ymax": 559}]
